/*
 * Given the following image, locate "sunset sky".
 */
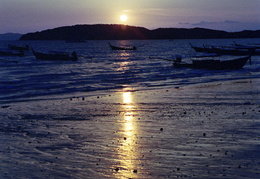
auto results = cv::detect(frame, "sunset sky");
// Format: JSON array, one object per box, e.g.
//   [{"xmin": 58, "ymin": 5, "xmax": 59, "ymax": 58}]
[{"xmin": 1, "ymin": 0, "xmax": 260, "ymax": 34}]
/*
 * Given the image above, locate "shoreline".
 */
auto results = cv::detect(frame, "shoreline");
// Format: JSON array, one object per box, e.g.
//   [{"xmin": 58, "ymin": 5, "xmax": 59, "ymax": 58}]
[
  {"xmin": 1, "ymin": 78, "xmax": 259, "ymax": 178},
  {"xmin": 1, "ymin": 76, "xmax": 259, "ymax": 106}
]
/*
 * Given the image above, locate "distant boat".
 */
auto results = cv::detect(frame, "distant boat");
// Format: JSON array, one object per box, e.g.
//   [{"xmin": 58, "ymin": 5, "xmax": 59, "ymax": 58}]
[
  {"xmin": 32, "ymin": 48, "xmax": 77, "ymax": 61},
  {"xmin": 173, "ymin": 56, "xmax": 251, "ymax": 70},
  {"xmin": 109, "ymin": 43, "xmax": 137, "ymax": 50},
  {"xmin": 8, "ymin": 44, "xmax": 30, "ymax": 51},
  {"xmin": 0, "ymin": 50, "xmax": 24, "ymax": 57}
]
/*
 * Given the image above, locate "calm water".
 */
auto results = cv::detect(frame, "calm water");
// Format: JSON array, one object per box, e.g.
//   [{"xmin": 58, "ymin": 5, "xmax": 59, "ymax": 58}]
[
  {"xmin": 0, "ymin": 39, "xmax": 260, "ymax": 179},
  {"xmin": 0, "ymin": 39, "xmax": 260, "ymax": 104}
]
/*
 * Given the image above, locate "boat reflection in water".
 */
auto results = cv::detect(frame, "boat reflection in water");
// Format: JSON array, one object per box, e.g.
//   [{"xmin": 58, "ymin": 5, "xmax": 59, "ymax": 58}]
[{"xmin": 114, "ymin": 88, "xmax": 140, "ymax": 178}]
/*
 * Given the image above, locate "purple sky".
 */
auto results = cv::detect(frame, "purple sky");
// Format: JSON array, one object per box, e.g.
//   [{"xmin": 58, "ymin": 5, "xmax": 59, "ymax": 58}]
[{"xmin": 1, "ymin": 0, "xmax": 259, "ymax": 34}]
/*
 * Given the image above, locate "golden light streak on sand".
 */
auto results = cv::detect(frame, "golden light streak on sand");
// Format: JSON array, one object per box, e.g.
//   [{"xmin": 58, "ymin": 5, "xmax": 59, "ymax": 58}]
[{"xmin": 114, "ymin": 89, "xmax": 140, "ymax": 178}]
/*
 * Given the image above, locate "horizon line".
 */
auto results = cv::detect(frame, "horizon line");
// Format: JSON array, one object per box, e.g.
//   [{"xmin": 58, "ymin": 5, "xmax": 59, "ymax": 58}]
[{"xmin": 1, "ymin": 23, "xmax": 260, "ymax": 35}]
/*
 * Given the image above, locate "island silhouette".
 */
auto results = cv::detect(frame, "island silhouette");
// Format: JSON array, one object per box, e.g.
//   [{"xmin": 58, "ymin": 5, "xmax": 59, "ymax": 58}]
[{"xmin": 20, "ymin": 24, "xmax": 260, "ymax": 40}]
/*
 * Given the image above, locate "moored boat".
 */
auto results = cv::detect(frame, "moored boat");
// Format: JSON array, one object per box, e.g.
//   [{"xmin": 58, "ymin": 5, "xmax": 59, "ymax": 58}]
[
  {"xmin": 233, "ymin": 41, "xmax": 260, "ymax": 49},
  {"xmin": 189, "ymin": 43, "xmax": 215, "ymax": 53},
  {"xmin": 190, "ymin": 43, "xmax": 260, "ymax": 56},
  {"xmin": 173, "ymin": 56, "xmax": 251, "ymax": 70},
  {"xmin": 211, "ymin": 46, "xmax": 259, "ymax": 56},
  {"xmin": 109, "ymin": 43, "xmax": 137, "ymax": 50},
  {"xmin": 32, "ymin": 48, "xmax": 77, "ymax": 61}
]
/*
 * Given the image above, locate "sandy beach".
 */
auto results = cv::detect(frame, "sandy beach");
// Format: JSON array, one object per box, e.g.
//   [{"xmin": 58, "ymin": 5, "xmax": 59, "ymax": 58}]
[{"xmin": 0, "ymin": 78, "xmax": 259, "ymax": 178}]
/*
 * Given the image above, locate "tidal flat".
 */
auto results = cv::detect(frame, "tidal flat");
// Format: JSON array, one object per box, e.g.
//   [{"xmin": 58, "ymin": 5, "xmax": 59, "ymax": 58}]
[{"xmin": 0, "ymin": 78, "xmax": 259, "ymax": 178}]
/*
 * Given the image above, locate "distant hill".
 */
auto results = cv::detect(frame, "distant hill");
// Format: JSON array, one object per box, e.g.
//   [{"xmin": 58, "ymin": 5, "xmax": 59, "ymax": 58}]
[
  {"xmin": 19, "ymin": 24, "xmax": 260, "ymax": 40},
  {"xmin": 0, "ymin": 33, "xmax": 23, "ymax": 41}
]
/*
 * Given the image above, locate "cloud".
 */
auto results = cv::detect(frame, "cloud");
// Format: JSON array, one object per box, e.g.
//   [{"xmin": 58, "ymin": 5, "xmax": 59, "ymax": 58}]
[
  {"xmin": 193, "ymin": 21, "xmax": 239, "ymax": 26},
  {"xmin": 180, "ymin": 20, "xmax": 240, "ymax": 27},
  {"xmin": 224, "ymin": 20, "xmax": 240, "ymax": 24}
]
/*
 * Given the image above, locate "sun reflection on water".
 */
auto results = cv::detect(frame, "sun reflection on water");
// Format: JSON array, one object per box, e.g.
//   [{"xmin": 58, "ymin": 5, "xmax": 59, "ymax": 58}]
[{"xmin": 114, "ymin": 88, "xmax": 140, "ymax": 178}]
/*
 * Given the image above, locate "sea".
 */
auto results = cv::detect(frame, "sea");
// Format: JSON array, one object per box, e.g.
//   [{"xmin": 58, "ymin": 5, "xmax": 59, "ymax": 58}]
[
  {"xmin": 0, "ymin": 38, "xmax": 259, "ymax": 104},
  {"xmin": 1, "ymin": 38, "xmax": 260, "ymax": 178}
]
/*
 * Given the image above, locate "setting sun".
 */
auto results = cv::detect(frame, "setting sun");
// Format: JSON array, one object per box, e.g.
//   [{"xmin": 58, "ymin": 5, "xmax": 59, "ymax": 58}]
[{"xmin": 120, "ymin": 14, "xmax": 128, "ymax": 22}]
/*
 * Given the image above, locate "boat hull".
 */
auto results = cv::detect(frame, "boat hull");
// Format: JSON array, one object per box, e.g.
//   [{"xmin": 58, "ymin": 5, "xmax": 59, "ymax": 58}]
[
  {"xmin": 190, "ymin": 44, "xmax": 260, "ymax": 56},
  {"xmin": 173, "ymin": 56, "xmax": 250, "ymax": 70},
  {"xmin": 109, "ymin": 43, "xmax": 137, "ymax": 50},
  {"xmin": 32, "ymin": 49, "xmax": 77, "ymax": 61}
]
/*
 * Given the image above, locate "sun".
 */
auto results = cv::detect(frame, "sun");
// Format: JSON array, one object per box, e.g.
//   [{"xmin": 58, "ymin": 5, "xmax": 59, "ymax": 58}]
[{"xmin": 120, "ymin": 14, "xmax": 128, "ymax": 22}]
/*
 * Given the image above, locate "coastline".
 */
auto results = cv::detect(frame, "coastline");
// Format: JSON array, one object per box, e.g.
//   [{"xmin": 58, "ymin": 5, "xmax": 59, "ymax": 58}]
[
  {"xmin": 19, "ymin": 24, "xmax": 260, "ymax": 40},
  {"xmin": 1, "ymin": 78, "xmax": 259, "ymax": 178}
]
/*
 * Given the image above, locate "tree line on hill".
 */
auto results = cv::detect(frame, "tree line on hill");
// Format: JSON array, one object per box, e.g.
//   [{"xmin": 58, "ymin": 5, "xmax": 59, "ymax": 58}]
[{"xmin": 19, "ymin": 24, "xmax": 260, "ymax": 40}]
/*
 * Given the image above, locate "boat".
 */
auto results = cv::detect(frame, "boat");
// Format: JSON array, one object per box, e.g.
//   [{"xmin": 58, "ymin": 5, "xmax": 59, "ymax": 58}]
[
  {"xmin": 109, "ymin": 43, "xmax": 137, "ymax": 50},
  {"xmin": 32, "ymin": 48, "xmax": 77, "ymax": 61},
  {"xmin": 0, "ymin": 50, "xmax": 24, "ymax": 57},
  {"xmin": 211, "ymin": 46, "xmax": 260, "ymax": 56},
  {"xmin": 189, "ymin": 43, "xmax": 215, "ymax": 53},
  {"xmin": 233, "ymin": 41, "xmax": 260, "ymax": 49},
  {"xmin": 191, "ymin": 53, "xmax": 221, "ymax": 58},
  {"xmin": 190, "ymin": 43, "xmax": 260, "ymax": 56},
  {"xmin": 173, "ymin": 56, "xmax": 251, "ymax": 70},
  {"xmin": 8, "ymin": 44, "xmax": 30, "ymax": 51}
]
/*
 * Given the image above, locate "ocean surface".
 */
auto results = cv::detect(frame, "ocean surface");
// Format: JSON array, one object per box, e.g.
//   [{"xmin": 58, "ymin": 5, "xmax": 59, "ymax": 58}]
[
  {"xmin": 0, "ymin": 38, "xmax": 259, "ymax": 104},
  {"xmin": 0, "ymin": 39, "xmax": 260, "ymax": 178}
]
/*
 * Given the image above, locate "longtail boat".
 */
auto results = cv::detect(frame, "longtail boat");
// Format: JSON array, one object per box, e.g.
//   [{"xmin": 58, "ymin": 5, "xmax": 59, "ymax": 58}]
[
  {"xmin": 32, "ymin": 48, "xmax": 77, "ymax": 61},
  {"xmin": 109, "ymin": 43, "xmax": 137, "ymax": 50},
  {"xmin": 173, "ymin": 56, "xmax": 251, "ymax": 70},
  {"xmin": 190, "ymin": 43, "xmax": 260, "ymax": 56}
]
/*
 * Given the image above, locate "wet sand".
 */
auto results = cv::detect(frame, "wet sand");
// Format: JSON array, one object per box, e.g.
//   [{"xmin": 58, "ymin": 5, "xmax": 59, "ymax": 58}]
[{"xmin": 0, "ymin": 78, "xmax": 259, "ymax": 178}]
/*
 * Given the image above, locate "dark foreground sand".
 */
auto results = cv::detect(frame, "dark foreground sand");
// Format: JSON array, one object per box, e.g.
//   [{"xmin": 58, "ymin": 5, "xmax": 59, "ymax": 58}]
[{"xmin": 0, "ymin": 78, "xmax": 259, "ymax": 178}]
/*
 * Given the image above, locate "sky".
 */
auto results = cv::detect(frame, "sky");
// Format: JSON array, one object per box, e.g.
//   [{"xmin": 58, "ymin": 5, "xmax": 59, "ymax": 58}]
[{"xmin": 1, "ymin": 0, "xmax": 260, "ymax": 34}]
